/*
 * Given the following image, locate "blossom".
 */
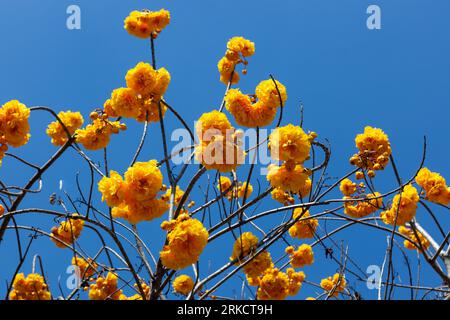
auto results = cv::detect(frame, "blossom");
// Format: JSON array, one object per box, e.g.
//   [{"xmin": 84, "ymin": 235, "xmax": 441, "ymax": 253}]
[
  {"xmin": 286, "ymin": 268, "xmax": 306, "ymax": 296},
  {"xmin": 125, "ymin": 62, "xmax": 157, "ymax": 97},
  {"xmin": 160, "ymin": 213, "xmax": 209, "ymax": 270},
  {"xmin": 381, "ymin": 185, "xmax": 419, "ymax": 226},
  {"xmin": 75, "ymin": 118, "xmax": 126, "ymax": 150},
  {"xmin": 255, "ymin": 79, "xmax": 287, "ymax": 108},
  {"xmin": 340, "ymin": 178, "xmax": 357, "ymax": 197},
  {"xmin": 217, "ymin": 36, "xmax": 254, "ymax": 84},
  {"xmin": 350, "ymin": 126, "xmax": 391, "ymax": 175},
  {"xmin": 415, "ymin": 168, "xmax": 450, "ymax": 205},
  {"xmin": 266, "ymin": 163, "xmax": 311, "ymax": 196},
  {"xmin": 343, "ymin": 192, "xmax": 382, "ymax": 218},
  {"xmin": 256, "ymin": 267, "xmax": 304, "ymax": 300},
  {"xmin": 134, "ymin": 97, "xmax": 167, "ymax": 123},
  {"xmin": 124, "ymin": 160, "xmax": 163, "ymax": 201},
  {"xmin": 217, "ymin": 57, "xmax": 239, "ymax": 84},
  {"xmin": 216, "ymin": 177, "xmax": 252, "ymax": 200},
  {"xmin": 122, "ymin": 282, "xmax": 151, "ymax": 300},
  {"xmin": 320, "ymin": 273, "xmax": 346, "ymax": 297},
  {"xmin": 9, "ymin": 273, "xmax": 51, "ymax": 300},
  {"xmin": 196, "ymin": 110, "xmax": 232, "ymax": 139},
  {"xmin": 98, "ymin": 170, "xmax": 127, "ymax": 207},
  {"xmin": 161, "ymin": 185, "xmax": 185, "ymax": 206},
  {"xmin": 108, "ymin": 88, "xmax": 140, "ymax": 119},
  {"xmin": 46, "ymin": 111, "xmax": 84, "ymax": 146},
  {"xmin": 50, "ymin": 214, "xmax": 84, "ymax": 248},
  {"xmin": 112, "ymin": 197, "xmax": 169, "ymax": 225},
  {"xmin": 226, "ymin": 36, "xmax": 255, "ymax": 59},
  {"xmin": 89, "ymin": 272, "xmax": 126, "ymax": 300},
  {"xmin": 271, "ymin": 188, "xmax": 295, "ymax": 206},
  {"xmin": 285, "ymin": 244, "xmax": 314, "ymax": 268},
  {"xmin": 398, "ymin": 226, "xmax": 430, "ymax": 251},
  {"xmin": 288, "ymin": 209, "xmax": 318, "ymax": 239},
  {"xmin": 172, "ymin": 275, "xmax": 194, "ymax": 295},
  {"xmin": 230, "ymin": 232, "xmax": 259, "ymax": 262},
  {"xmin": 124, "ymin": 9, "xmax": 170, "ymax": 38},
  {"xmin": 0, "ymin": 100, "xmax": 31, "ymax": 148},
  {"xmin": 72, "ymin": 256, "xmax": 98, "ymax": 279},
  {"xmin": 242, "ymin": 251, "xmax": 273, "ymax": 279},
  {"xmin": 269, "ymin": 124, "xmax": 312, "ymax": 163}
]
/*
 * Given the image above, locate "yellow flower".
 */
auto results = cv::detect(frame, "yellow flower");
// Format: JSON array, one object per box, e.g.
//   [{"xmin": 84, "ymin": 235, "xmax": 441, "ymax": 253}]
[
  {"xmin": 415, "ymin": 168, "xmax": 450, "ymax": 205},
  {"xmin": 381, "ymin": 185, "xmax": 419, "ymax": 226},
  {"xmin": 217, "ymin": 176, "xmax": 232, "ymax": 193},
  {"xmin": 269, "ymin": 124, "xmax": 311, "ymax": 163},
  {"xmin": 172, "ymin": 275, "xmax": 194, "ymax": 295},
  {"xmin": 339, "ymin": 178, "xmax": 357, "ymax": 196},
  {"xmin": 225, "ymin": 89, "xmax": 277, "ymax": 127},
  {"xmin": 343, "ymin": 192, "xmax": 382, "ymax": 218},
  {"xmin": 125, "ymin": 62, "xmax": 157, "ymax": 97},
  {"xmin": 152, "ymin": 67, "xmax": 171, "ymax": 97},
  {"xmin": 98, "ymin": 170, "xmax": 127, "ymax": 207},
  {"xmin": 320, "ymin": 273, "xmax": 346, "ymax": 297},
  {"xmin": 0, "ymin": 100, "xmax": 31, "ymax": 148},
  {"xmin": 256, "ymin": 267, "xmax": 303, "ymax": 300},
  {"xmin": 161, "ymin": 185, "xmax": 185, "ymax": 206},
  {"xmin": 242, "ymin": 251, "xmax": 273, "ymax": 279},
  {"xmin": 266, "ymin": 163, "xmax": 311, "ymax": 196},
  {"xmin": 351, "ymin": 126, "xmax": 391, "ymax": 175},
  {"xmin": 271, "ymin": 188, "xmax": 295, "ymax": 206},
  {"xmin": 124, "ymin": 160, "xmax": 163, "ymax": 201},
  {"xmin": 255, "ymin": 79, "xmax": 287, "ymax": 108},
  {"xmin": 160, "ymin": 214, "xmax": 209, "ymax": 270},
  {"xmin": 89, "ymin": 272, "xmax": 126, "ymax": 300},
  {"xmin": 288, "ymin": 209, "xmax": 318, "ymax": 239},
  {"xmin": 285, "ymin": 244, "xmax": 314, "ymax": 268},
  {"xmin": 226, "ymin": 36, "xmax": 255, "ymax": 58},
  {"xmin": 112, "ymin": 198, "xmax": 169, "ymax": 225},
  {"xmin": 109, "ymin": 87, "xmax": 140, "ymax": 118},
  {"xmin": 75, "ymin": 118, "xmax": 126, "ymax": 150},
  {"xmin": 236, "ymin": 182, "xmax": 253, "ymax": 199},
  {"xmin": 196, "ymin": 110, "xmax": 233, "ymax": 139},
  {"xmin": 50, "ymin": 214, "xmax": 84, "ymax": 248},
  {"xmin": 9, "ymin": 273, "xmax": 51, "ymax": 300},
  {"xmin": 217, "ymin": 57, "xmax": 240, "ymax": 84},
  {"xmin": 230, "ymin": 232, "xmax": 259, "ymax": 262},
  {"xmin": 124, "ymin": 9, "xmax": 170, "ymax": 38},
  {"xmin": 286, "ymin": 268, "xmax": 306, "ymax": 296},
  {"xmin": 72, "ymin": 256, "xmax": 98, "ymax": 279},
  {"xmin": 46, "ymin": 111, "xmax": 84, "ymax": 146},
  {"xmin": 398, "ymin": 226, "xmax": 430, "ymax": 251}
]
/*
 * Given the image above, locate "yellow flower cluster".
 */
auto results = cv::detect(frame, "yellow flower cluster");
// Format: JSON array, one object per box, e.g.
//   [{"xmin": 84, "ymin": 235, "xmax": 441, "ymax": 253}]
[
  {"xmin": 224, "ymin": 79, "xmax": 287, "ymax": 128},
  {"xmin": 340, "ymin": 178, "xmax": 357, "ymax": 196},
  {"xmin": 46, "ymin": 111, "xmax": 84, "ymax": 146},
  {"xmin": 160, "ymin": 213, "xmax": 209, "ymax": 270},
  {"xmin": 9, "ymin": 273, "xmax": 51, "ymax": 300},
  {"xmin": 398, "ymin": 226, "xmax": 430, "ymax": 251},
  {"xmin": 350, "ymin": 126, "xmax": 391, "ymax": 178},
  {"xmin": 381, "ymin": 184, "xmax": 419, "ymax": 226},
  {"xmin": 320, "ymin": 273, "xmax": 347, "ymax": 297},
  {"xmin": 288, "ymin": 209, "xmax": 318, "ymax": 239},
  {"xmin": 98, "ymin": 160, "xmax": 169, "ymax": 224},
  {"xmin": 50, "ymin": 214, "xmax": 84, "ymax": 248},
  {"xmin": 123, "ymin": 282, "xmax": 151, "ymax": 300},
  {"xmin": 195, "ymin": 111, "xmax": 244, "ymax": 172},
  {"xmin": 0, "ymin": 100, "xmax": 31, "ymax": 163},
  {"xmin": 216, "ymin": 176, "xmax": 253, "ymax": 200},
  {"xmin": 267, "ymin": 163, "xmax": 311, "ymax": 197},
  {"xmin": 161, "ymin": 185, "xmax": 185, "ymax": 206},
  {"xmin": 271, "ymin": 188, "xmax": 295, "ymax": 206},
  {"xmin": 217, "ymin": 36, "xmax": 255, "ymax": 84},
  {"xmin": 256, "ymin": 267, "xmax": 305, "ymax": 300},
  {"xmin": 89, "ymin": 272, "xmax": 127, "ymax": 300},
  {"xmin": 230, "ymin": 232, "xmax": 259, "ymax": 262},
  {"xmin": 242, "ymin": 251, "xmax": 273, "ymax": 279},
  {"xmin": 415, "ymin": 168, "xmax": 450, "ymax": 205},
  {"xmin": 285, "ymin": 244, "xmax": 314, "ymax": 268},
  {"xmin": 72, "ymin": 256, "xmax": 98, "ymax": 278},
  {"xmin": 75, "ymin": 117, "xmax": 126, "ymax": 150},
  {"xmin": 269, "ymin": 124, "xmax": 312, "ymax": 163},
  {"xmin": 343, "ymin": 192, "xmax": 382, "ymax": 218},
  {"xmin": 172, "ymin": 275, "xmax": 194, "ymax": 295},
  {"xmin": 124, "ymin": 9, "xmax": 170, "ymax": 39}
]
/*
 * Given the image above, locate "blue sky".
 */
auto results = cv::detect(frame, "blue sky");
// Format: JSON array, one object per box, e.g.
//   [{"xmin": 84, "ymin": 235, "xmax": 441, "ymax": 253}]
[{"xmin": 0, "ymin": 0, "xmax": 449, "ymax": 300}]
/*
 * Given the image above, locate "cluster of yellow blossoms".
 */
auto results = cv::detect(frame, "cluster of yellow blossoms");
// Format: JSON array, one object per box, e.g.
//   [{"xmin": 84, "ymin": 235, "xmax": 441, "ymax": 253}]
[
  {"xmin": 98, "ymin": 160, "xmax": 169, "ymax": 224},
  {"xmin": 0, "ymin": 100, "xmax": 31, "ymax": 163},
  {"xmin": 217, "ymin": 37, "xmax": 255, "ymax": 84},
  {"xmin": 75, "ymin": 116, "xmax": 127, "ymax": 150},
  {"xmin": 381, "ymin": 184, "xmax": 419, "ymax": 226},
  {"xmin": 288, "ymin": 209, "xmax": 318, "ymax": 239},
  {"xmin": 106, "ymin": 62, "xmax": 170, "ymax": 122},
  {"xmin": 350, "ymin": 126, "xmax": 391, "ymax": 179},
  {"xmin": 89, "ymin": 272, "xmax": 127, "ymax": 300},
  {"xmin": 340, "ymin": 178, "xmax": 382, "ymax": 218},
  {"xmin": 398, "ymin": 226, "xmax": 430, "ymax": 251},
  {"xmin": 195, "ymin": 110, "xmax": 244, "ymax": 172},
  {"xmin": 50, "ymin": 214, "xmax": 84, "ymax": 248},
  {"xmin": 225, "ymin": 80, "xmax": 287, "ymax": 128},
  {"xmin": 72, "ymin": 256, "xmax": 98, "ymax": 279},
  {"xmin": 320, "ymin": 273, "xmax": 347, "ymax": 297},
  {"xmin": 172, "ymin": 274, "xmax": 195, "ymax": 296},
  {"xmin": 124, "ymin": 9, "xmax": 170, "ymax": 39},
  {"xmin": 415, "ymin": 168, "xmax": 450, "ymax": 205},
  {"xmin": 217, "ymin": 176, "xmax": 253, "ymax": 200},
  {"xmin": 9, "ymin": 273, "xmax": 51, "ymax": 300},
  {"xmin": 46, "ymin": 111, "xmax": 84, "ymax": 146},
  {"xmin": 285, "ymin": 244, "xmax": 314, "ymax": 268},
  {"xmin": 160, "ymin": 213, "xmax": 209, "ymax": 270},
  {"xmin": 255, "ymin": 267, "xmax": 305, "ymax": 300},
  {"xmin": 271, "ymin": 187, "xmax": 295, "ymax": 206}
]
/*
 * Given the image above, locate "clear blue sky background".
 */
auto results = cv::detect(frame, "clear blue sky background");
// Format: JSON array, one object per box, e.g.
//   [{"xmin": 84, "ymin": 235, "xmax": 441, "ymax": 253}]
[{"xmin": 0, "ymin": 0, "xmax": 449, "ymax": 300}]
